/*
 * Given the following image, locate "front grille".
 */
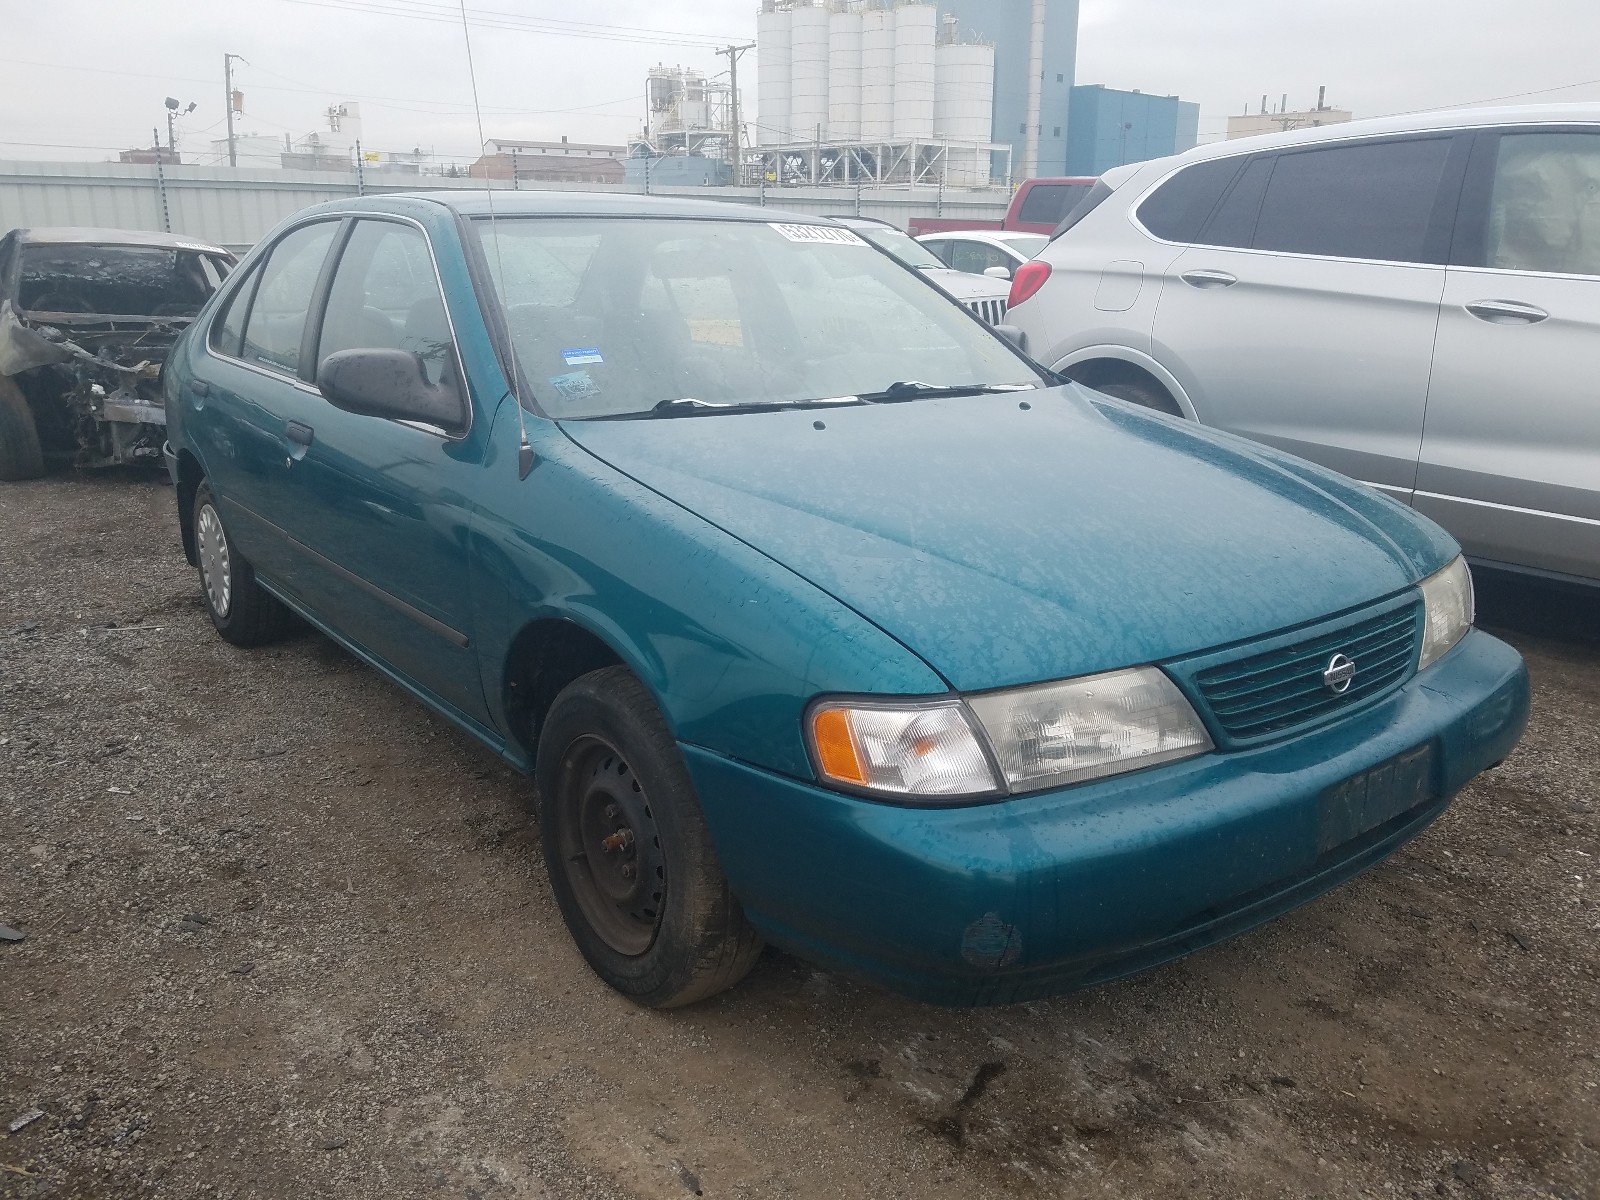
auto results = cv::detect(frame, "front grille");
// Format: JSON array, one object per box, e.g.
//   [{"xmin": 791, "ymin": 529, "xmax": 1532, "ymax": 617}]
[
  {"xmin": 966, "ymin": 297, "xmax": 1008, "ymax": 325},
  {"xmin": 1189, "ymin": 598, "xmax": 1422, "ymax": 744}
]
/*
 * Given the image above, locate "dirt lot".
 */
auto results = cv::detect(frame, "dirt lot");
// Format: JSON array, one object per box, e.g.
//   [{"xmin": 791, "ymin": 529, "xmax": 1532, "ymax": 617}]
[{"xmin": 1, "ymin": 472, "xmax": 1597, "ymax": 1200}]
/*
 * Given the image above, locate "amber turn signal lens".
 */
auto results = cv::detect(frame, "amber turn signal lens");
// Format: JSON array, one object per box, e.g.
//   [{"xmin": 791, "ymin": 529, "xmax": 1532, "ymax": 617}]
[{"xmin": 810, "ymin": 707, "xmax": 868, "ymax": 786}]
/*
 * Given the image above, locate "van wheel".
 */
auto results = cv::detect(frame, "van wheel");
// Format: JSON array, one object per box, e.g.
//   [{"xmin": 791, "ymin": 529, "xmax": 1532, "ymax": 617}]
[
  {"xmin": 537, "ymin": 665, "xmax": 763, "ymax": 1008},
  {"xmin": 0, "ymin": 377, "xmax": 46, "ymax": 481},
  {"xmin": 192, "ymin": 481, "xmax": 292, "ymax": 647},
  {"xmin": 1092, "ymin": 379, "xmax": 1183, "ymax": 417}
]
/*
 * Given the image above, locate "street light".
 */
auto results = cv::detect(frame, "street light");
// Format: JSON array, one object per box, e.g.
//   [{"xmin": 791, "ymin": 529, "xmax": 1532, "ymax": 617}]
[{"xmin": 164, "ymin": 96, "xmax": 198, "ymax": 160}]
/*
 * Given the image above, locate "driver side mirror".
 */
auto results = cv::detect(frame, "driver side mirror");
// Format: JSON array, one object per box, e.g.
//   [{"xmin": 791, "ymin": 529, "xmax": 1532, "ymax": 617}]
[
  {"xmin": 317, "ymin": 348, "xmax": 466, "ymax": 433},
  {"xmin": 983, "ymin": 265, "xmax": 1013, "ymax": 281}
]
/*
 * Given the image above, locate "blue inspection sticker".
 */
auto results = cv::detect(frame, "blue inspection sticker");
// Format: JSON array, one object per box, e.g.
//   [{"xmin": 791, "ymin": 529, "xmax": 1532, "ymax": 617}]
[
  {"xmin": 549, "ymin": 371, "xmax": 601, "ymax": 402},
  {"xmin": 561, "ymin": 347, "xmax": 604, "ymax": 366}
]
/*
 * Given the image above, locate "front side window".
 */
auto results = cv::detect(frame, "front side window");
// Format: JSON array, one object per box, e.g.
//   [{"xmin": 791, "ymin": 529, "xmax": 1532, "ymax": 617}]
[
  {"xmin": 1485, "ymin": 131, "xmax": 1600, "ymax": 276},
  {"xmin": 317, "ymin": 220, "xmax": 457, "ymax": 387},
  {"xmin": 949, "ymin": 240, "xmax": 1011, "ymax": 275},
  {"xmin": 473, "ymin": 218, "xmax": 1040, "ymax": 420},
  {"xmin": 240, "ymin": 221, "xmax": 339, "ymax": 375},
  {"xmin": 1250, "ymin": 137, "xmax": 1452, "ymax": 263}
]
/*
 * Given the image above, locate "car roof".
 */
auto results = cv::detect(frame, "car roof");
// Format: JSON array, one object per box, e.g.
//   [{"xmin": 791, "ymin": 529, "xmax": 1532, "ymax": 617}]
[
  {"xmin": 297, "ymin": 190, "xmax": 832, "ymax": 227},
  {"xmin": 1172, "ymin": 101, "xmax": 1600, "ymax": 165},
  {"xmin": 8, "ymin": 226, "xmax": 232, "ymax": 254}
]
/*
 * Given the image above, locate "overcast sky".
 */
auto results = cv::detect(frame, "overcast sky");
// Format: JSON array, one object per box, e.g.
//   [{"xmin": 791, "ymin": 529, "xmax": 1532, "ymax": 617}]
[{"xmin": 2, "ymin": 0, "xmax": 1597, "ymax": 165}]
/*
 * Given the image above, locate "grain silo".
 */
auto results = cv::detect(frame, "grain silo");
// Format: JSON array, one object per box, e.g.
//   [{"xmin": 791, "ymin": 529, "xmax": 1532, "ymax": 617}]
[
  {"xmin": 788, "ymin": 3, "xmax": 831, "ymax": 145},
  {"xmin": 827, "ymin": 7, "xmax": 863, "ymax": 143},
  {"xmin": 892, "ymin": 3, "xmax": 937, "ymax": 141},
  {"xmin": 859, "ymin": 7, "xmax": 896, "ymax": 142},
  {"xmin": 756, "ymin": 3, "xmax": 792, "ymax": 146}
]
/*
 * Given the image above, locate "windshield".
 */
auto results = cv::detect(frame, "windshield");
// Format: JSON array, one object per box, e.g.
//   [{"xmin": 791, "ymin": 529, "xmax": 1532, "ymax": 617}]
[
  {"xmin": 17, "ymin": 244, "xmax": 231, "ymax": 317},
  {"xmin": 850, "ymin": 224, "xmax": 948, "ymax": 270},
  {"xmin": 474, "ymin": 217, "xmax": 1040, "ymax": 420},
  {"xmin": 1001, "ymin": 235, "xmax": 1048, "ymax": 259}
]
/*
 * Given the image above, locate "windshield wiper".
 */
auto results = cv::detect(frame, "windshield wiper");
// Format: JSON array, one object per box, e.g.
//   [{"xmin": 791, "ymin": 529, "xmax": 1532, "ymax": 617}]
[
  {"xmin": 588, "ymin": 396, "xmax": 861, "ymax": 421},
  {"xmin": 855, "ymin": 381, "xmax": 1038, "ymax": 404}
]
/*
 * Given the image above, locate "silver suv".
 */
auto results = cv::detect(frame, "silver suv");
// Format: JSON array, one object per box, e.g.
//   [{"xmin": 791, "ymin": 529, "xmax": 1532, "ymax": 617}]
[{"xmin": 1009, "ymin": 103, "xmax": 1600, "ymax": 587}]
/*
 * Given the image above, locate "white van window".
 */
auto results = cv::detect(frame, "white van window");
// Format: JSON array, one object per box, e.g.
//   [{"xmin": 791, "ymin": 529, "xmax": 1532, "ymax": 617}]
[{"xmin": 1487, "ymin": 132, "xmax": 1600, "ymax": 276}]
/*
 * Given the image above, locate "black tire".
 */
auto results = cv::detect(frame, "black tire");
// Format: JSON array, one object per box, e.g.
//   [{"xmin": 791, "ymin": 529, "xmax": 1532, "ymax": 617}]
[
  {"xmin": 191, "ymin": 481, "xmax": 292, "ymax": 647},
  {"xmin": 1090, "ymin": 378, "xmax": 1183, "ymax": 417},
  {"xmin": 0, "ymin": 376, "xmax": 45, "ymax": 482},
  {"xmin": 537, "ymin": 665, "xmax": 763, "ymax": 1007}
]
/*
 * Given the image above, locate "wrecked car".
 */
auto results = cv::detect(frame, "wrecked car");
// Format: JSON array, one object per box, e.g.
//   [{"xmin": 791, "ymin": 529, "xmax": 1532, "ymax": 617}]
[{"xmin": 0, "ymin": 227, "xmax": 235, "ymax": 480}]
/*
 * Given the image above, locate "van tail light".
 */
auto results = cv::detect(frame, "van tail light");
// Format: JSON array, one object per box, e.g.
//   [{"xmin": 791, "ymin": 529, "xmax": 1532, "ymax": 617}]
[{"xmin": 1009, "ymin": 260, "xmax": 1053, "ymax": 308}]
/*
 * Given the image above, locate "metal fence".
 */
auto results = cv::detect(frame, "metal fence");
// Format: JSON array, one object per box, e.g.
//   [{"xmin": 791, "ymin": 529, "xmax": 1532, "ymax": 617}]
[{"xmin": 0, "ymin": 159, "xmax": 1010, "ymax": 250}]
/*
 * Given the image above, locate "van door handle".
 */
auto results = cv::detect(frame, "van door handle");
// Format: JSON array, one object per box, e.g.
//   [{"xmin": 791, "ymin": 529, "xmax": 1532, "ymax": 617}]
[
  {"xmin": 284, "ymin": 421, "xmax": 315, "ymax": 447},
  {"xmin": 1180, "ymin": 269, "xmax": 1238, "ymax": 289},
  {"xmin": 1465, "ymin": 300, "xmax": 1549, "ymax": 325}
]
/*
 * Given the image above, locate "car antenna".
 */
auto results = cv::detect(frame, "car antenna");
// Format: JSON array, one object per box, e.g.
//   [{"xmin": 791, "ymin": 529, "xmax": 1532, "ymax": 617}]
[{"xmin": 457, "ymin": 0, "xmax": 535, "ymax": 481}]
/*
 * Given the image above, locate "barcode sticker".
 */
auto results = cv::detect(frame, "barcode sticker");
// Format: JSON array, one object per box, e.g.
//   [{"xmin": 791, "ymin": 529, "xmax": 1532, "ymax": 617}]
[{"xmin": 768, "ymin": 223, "xmax": 868, "ymax": 246}]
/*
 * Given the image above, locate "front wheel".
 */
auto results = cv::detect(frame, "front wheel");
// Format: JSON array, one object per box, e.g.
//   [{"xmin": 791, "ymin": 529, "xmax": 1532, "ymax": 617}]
[
  {"xmin": 0, "ymin": 376, "xmax": 45, "ymax": 481},
  {"xmin": 537, "ymin": 665, "xmax": 763, "ymax": 1007},
  {"xmin": 192, "ymin": 481, "xmax": 292, "ymax": 647}
]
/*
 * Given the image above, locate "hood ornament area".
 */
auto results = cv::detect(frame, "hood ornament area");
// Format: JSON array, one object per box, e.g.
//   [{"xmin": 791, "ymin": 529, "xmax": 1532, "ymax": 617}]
[{"xmin": 1323, "ymin": 653, "xmax": 1357, "ymax": 695}]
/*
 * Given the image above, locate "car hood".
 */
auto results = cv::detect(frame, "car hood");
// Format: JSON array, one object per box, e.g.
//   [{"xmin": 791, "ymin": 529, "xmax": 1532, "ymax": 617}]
[{"xmin": 562, "ymin": 387, "xmax": 1458, "ymax": 692}]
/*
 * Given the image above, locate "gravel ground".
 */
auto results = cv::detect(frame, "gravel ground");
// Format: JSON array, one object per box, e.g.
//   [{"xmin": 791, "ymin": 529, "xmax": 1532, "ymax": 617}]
[{"xmin": 1, "ymin": 471, "xmax": 1597, "ymax": 1200}]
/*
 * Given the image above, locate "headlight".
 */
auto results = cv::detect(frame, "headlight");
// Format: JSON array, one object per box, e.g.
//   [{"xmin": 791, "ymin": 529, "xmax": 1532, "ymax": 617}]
[
  {"xmin": 967, "ymin": 668, "xmax": 1212, "ymax": 791},
  {"xmin": 807, "ymin": 666, "xmax": 1212, "ymax": 802},
  {"xmin": 1417, "ymin": 555, "xmax": 1474, "ymax": 670}
]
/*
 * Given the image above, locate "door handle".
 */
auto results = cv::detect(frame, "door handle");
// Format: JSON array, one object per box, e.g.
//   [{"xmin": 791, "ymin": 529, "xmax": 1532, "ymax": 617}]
[
  {"xmin": 1180, "ymin": 269, "xmax": 1238, "ymax": 290},
  {"xmin": 284, "ymin": 421, "xmax": 315, "ymax": 448},
  {"xmin": 189, "ymin": 379, "xmax": 211, "ymax": 396},
  {"xmin": 1464, "ymin": 299, "xmax": 1549, "ymax": 325}
]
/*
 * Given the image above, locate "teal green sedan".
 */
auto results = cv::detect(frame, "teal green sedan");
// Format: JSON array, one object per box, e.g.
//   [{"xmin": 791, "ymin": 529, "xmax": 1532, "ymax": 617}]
[{"xmin": 162, "ymin": 193, "xmax": 1529, "ymax": 1008}]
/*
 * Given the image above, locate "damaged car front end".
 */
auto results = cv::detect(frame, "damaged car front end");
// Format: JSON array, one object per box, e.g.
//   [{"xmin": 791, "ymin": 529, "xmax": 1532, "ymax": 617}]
[{"xmin": 0, "ymin": 228, "xmax": 235, "ymax": 480}]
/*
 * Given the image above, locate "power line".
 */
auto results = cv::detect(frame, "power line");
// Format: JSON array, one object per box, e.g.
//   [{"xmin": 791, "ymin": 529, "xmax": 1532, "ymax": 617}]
[{"xmin": 260, "ymin": 0, "xmax": 739, "ymax": 48}]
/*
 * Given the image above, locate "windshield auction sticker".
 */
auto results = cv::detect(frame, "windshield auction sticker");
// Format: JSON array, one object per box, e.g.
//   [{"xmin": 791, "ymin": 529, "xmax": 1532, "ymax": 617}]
[
  {"xmin": 768, "ymin": 224, "xmax": 868, "ymax": 247},
  {"xmin": 561, "ymin": 347, "xmax": 604, "ymax": 366}
]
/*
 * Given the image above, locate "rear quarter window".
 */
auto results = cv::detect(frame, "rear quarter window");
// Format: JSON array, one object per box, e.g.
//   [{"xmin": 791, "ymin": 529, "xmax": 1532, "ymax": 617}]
[{"xmin": 1137, "ymin": 157, "xmax": 1244, "ymax": 243}]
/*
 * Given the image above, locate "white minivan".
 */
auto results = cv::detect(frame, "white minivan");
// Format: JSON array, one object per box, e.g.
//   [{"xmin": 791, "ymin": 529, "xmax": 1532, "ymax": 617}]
[{"xmin": 1008, "ymin": 103, "xmax": 1600, "ymax": 587}]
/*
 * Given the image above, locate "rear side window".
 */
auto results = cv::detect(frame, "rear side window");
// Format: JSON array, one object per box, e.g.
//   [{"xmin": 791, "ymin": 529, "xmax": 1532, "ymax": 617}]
[
  {"xmin": 1485, "ymin": 131, "xmax": 1600, "ymax": 276},
  {"xmin": 1016, "ymin": 183, "xmax": 1093, "ymax": 226},
  {"xmin": 1137, "ymin": 158, "xmax": 1242, "ymax": 242},
  {"xmin": 209, "ymin": 262, "xmax": 260, "ymax": 358},
  {"xmin": 1052, "ymin": 179, "xmax": 1114, "ymax": 238},
  {"xmin": 1202, "ymin": 157, "xmax": 1275, "ymax": 248},
  {"xmin": 240, "ymin": 221, "xmax": 339, "ymax": 376},
  {"xmin": 1251, "ymin": 137, "xmax": 1452, "ymax": 262}
]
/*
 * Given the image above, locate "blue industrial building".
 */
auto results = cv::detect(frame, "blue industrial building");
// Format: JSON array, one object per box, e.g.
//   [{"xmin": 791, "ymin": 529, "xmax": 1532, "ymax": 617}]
[
  {"xmin": 1065, "ymin": 84, "xmax": 1200, "ymax": 176},
  {"xmin": 935, "ymin": 0, "xmax": 1080, "ymax": 179}
]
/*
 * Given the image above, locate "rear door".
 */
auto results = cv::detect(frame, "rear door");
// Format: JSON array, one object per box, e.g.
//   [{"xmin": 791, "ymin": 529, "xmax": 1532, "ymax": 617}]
[
  {"xmin": 1417, "ymin": 127, "xmax": 1600, "ymax": 582},
  {"xmin": 1149, "ymin": 134, "xmax": 1470, "ymax": 497}
]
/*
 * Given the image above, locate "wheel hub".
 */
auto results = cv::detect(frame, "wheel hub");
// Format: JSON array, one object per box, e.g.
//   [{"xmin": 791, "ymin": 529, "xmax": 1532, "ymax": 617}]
[{"xmin": 196, "ymin": 502, "xmax": 232, "ymax": 618}]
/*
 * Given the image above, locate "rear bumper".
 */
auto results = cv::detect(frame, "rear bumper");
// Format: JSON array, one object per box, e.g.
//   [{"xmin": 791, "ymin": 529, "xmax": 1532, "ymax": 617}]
[{"xmin": 684, "ymin": 629, "xmax": 1529, "ymax": 1006}]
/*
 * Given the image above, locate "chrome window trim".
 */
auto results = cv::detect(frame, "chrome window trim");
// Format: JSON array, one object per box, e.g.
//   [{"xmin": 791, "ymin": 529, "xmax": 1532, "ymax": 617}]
[{"xmin": 200, "ymin": 210, "xmax": 473, "ymax": 443}]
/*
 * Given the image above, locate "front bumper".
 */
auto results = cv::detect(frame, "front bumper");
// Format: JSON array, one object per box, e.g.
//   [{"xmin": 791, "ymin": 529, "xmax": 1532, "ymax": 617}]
[{"xmin": 684, "ymin": 628, "xmax": 1528, "ymax": 1006}]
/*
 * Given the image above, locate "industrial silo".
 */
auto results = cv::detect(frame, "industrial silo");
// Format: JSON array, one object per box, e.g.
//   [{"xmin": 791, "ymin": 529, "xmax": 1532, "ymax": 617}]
[
  {"xmin": 789, "ymin": 3, "xmax": 831, "ymax": 145},
  {"xmin": 893, "ymin": 3, "xmax": 937, "ymax": 140},
  {"xmin": 827, "ymin": 7, "xmax": 863, "ymax": 143},
  {"xmin": 756, "ymin": 3, "xmax": 792, "ymax": 146},
  {"xmin": 859, "ymin": 7, "xmax": 896, "ymax": 142},
  {"xmin": 934, "ymin": 39, "xmax": 994, "ymax": 183}
]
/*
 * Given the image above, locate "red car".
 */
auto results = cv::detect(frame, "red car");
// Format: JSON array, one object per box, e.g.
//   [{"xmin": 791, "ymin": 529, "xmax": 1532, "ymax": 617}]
[{"xmin": 909, "ymin": 176, "xmax": 1098, "ymax": 237}]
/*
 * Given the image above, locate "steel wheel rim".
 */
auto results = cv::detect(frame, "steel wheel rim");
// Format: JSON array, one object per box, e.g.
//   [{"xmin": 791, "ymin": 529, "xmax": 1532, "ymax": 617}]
[
  {"xmin": 197, "ymin": 502, "xmax": 233, "ymax": 619},
  {"xmin": 555, "ymin": 735, "xmax": 667, "ymax": 957}
]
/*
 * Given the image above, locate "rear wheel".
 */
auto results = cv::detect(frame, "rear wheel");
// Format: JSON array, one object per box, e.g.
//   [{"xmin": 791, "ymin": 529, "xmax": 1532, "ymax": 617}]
[
  {"xmin": 192, "ymin": 481, "xmax": 292, "ymax": 647},
  {"xmin": 537, "ymin": 665, "xmax": 763, "ymax": 1007},
  {"xmin": 1090, "ymin": 378, "xmax": 1183, "ymax": 417},
  {"xmin": 0, "ymin": 376, "xmax": 45, "ymax": 481}
]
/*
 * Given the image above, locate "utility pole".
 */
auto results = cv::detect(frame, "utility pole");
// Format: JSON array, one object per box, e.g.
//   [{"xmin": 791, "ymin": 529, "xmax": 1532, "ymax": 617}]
[
  {"xmin": 719, "ymin": 42, "xmax": 755, "ymax": 185},
  {"xmin": 224, "ymin": 54, "xmax": 246, "ymax": 167}
]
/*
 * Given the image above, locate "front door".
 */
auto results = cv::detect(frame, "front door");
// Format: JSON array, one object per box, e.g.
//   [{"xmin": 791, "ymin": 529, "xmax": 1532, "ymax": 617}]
[
  {"xmin": 1417, "ymin": 128, "xmax": 1600, "ymax": 582},
  {"xmin": 291, "ymin": 216, "xmax": 493, "ymax": 727},
  {"xmin": 1152, "ymin": 134, "xmax": 1467, "ymax": 498}
]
